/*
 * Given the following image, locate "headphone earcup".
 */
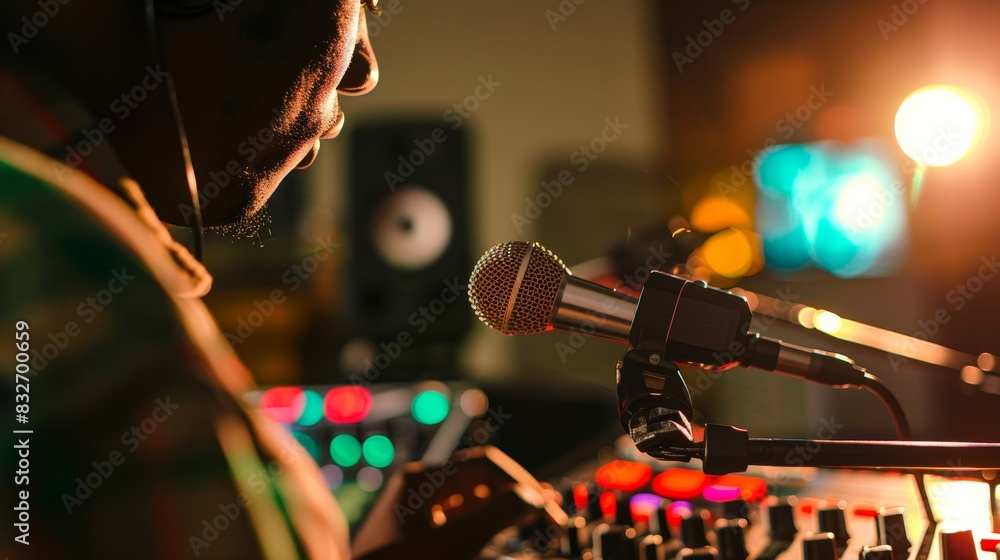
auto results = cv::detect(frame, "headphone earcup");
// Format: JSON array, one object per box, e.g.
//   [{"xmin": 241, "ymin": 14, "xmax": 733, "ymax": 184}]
[{"xmin": 155, "ymin": 0, "xmax": 216, "ymax": 17}]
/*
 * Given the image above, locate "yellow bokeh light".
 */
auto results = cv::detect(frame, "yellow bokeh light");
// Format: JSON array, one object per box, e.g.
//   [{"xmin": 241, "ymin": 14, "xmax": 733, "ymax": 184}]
[
  {"xmin": 894, "ymin": 84, "xmax": 989, "ymax": 167},
  {"xmin": 690, "ymin": 196, "xmax": 753, "ymax": 232},
  {"xmin": 813, "ymin": 310, "xmax": 843, "ymax": 334},
  {"xmin": 702, "ymin": 229, "xmax": 755, "ymax": 278}
]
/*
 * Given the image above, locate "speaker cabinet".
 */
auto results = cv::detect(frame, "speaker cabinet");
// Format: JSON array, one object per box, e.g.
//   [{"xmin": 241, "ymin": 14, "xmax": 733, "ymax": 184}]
[{"xmin": 342, "ymin": 120, "xmax": 473, "ymax": 380}]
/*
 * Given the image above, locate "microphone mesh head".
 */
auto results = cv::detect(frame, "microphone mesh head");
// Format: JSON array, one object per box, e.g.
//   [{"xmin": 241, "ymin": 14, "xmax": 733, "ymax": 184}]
[{"xmin": 468, "ymin": 241, "xmax": 567, "ymax": 335}]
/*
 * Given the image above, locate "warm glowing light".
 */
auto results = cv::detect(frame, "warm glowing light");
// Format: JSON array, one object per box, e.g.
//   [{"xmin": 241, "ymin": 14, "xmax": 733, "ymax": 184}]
[
  {"xmin": 703, "ymin": 484, "xmax": 742, "ymax": 503},
  {"xmin": 925, "ymin": 477, "xmax": 992, "ymax": 532},
  {"xmin": 459, "ymin": 388, "xmax": 489, "ymax": 417},
  {"xmin": 814, "ymin": 310, "xmax": 843, "ymax": 334},
  {"xmin": 690, "ymin": 196, "xmax": 753, "ymax": 232},
  {"xmin": 960, "ymin": 365, "xmax": 985, "ymax": 385},
  {"xmin": 259, "ymin": 387, "xmax": 306, "ymax": 424},
  {"xmin": 599, "ymin": 491, "xmax": 617, "ymax": 519},
  {"xmin": 324, "ymin": 386, "xmax": 373, "ymax": 424},
  {"xmin": 573, "ymin": 483, "xmax": 589, "ymax": 511},
  {"xmin": 703, "ymin": 229, "xmax": 756, "ymax": 278},
  {"xmin": 594, "ymin": 460, "xmax": 653, "ymax": 492},
  {"xmin": 797, "ymin": 306, "xmax": 817, "ymax": 329},
  {"xmin": 895, "ymin": 85, "xmax": 988, "ymax": 167},
  {"xmin": 652, "ymin": 468, "xmax": 710, "ymax": 500},
  {"xmin": 629, "ymin": 493, "xmax": 662, "ymax": 523},
  {"xmin": 666, "ymin": 501, "xmax": 693, "ymax": 527},
  {"xmin": 713, "ymin": 474, "xmax": 767, "ymax": 502},
  {"xmin": 978, "ymin": 353, "xmax": 998, "ymax": 372}
]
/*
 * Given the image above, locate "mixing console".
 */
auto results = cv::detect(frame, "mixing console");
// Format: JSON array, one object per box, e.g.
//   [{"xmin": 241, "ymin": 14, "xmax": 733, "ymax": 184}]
[
  {"xmin": 247, "ymin": 385, "xmax": 998, "ymax": 560},
  {"xmin": 484, "ymin": 437, "xmax": 999, "ymax": 560}
]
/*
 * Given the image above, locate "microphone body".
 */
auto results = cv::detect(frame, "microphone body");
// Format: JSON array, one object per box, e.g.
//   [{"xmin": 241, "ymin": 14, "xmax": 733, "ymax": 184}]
[
  {"xmin": 468, "ymin": 241, "xmax": 866, "ymax": 388},
  {"xmin": 552, "ymin": 274, "xmax": 637, "ymax": 342}
]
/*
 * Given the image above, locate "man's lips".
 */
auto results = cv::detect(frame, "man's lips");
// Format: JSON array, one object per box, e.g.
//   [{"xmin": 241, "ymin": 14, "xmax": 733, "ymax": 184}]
[
  {"xmin": 296, "ymin": 108, "xmax": 346, "ymax": 169},
  {"xmin": 322, "ymin": 107, "xmax": 346, "ymax": 139}
]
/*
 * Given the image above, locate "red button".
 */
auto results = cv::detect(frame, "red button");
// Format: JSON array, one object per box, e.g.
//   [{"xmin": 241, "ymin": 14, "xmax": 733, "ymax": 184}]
[
  {"xmin": 853, "ymin": 504, "xmax": 880, "ymax": 517},
  {"xmin": 652, "ymin": 468, "xmax": 710, "ymax": 500},
  {"xmin": 595, "ymin": 460, "xmax": 652, "ymax": 492},
  {"xmin": 980, "ymin": 534, "xmax": 1000, "ymax": 552}
]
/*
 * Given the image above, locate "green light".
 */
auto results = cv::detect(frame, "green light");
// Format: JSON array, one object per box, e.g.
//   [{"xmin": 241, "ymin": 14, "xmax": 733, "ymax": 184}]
[
  {"xmin": 330, "ymin": 434, "xmax": 361, "ymax": 467},
  {"xmin": 411, "ymin": 391, "xmax": 450, "ymax": 425},
  {"xmin": 297, "ymin": 390, "xmax": 324, "ymax": 426},
  {"xmin": 362, "ymin": 435, "xmax": 395, "ymax": 468},
  {"xmin": 292, "ymin": 432, "xmax": 322, "ymax": 463}
]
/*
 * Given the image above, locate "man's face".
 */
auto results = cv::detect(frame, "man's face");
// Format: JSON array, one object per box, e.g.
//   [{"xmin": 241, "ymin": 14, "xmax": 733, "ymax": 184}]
[{"xmin": 129, "ymin": 0, "xmax": 378, "ymax": 227}]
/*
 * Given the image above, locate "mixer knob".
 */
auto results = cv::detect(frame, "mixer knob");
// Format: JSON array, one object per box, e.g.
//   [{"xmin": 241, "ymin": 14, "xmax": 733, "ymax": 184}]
[
  {"xmin": 560, "ymin": 482, "xmax": 579, "ymax": 515},
  {"xmin": 723, "ymin": 499, "xmax": 751, "ymax": 521},
  {"xmin": 650, "ymin": 500, "xmax": 673, "ymax": 539},
  {"xmin": 561, "ymin": 516, "xmax": 585, "ymax": 559},
  {"xmin": 862, "ymin": 544, "xmax": 896, "ymax": 560},
  {"xmin": 818, "ymin": 501, "xmax": 851, "ymax": 550},
  {"xmin": 639, "ymin": 534, "xmax": 663, "ymax": 560},
  {"xmin": 681, "ymin": 511, "xmax": 710, "ymax": 548},
  {"xmin": 767, "ymin": 496, "xmax": 798, "ymax": 542},
  {"xmin": 616, "ymin": 495, "xmax": 634, "ymax": 526},
  {"xmin": 940, "ymin": 529, "xmax": 978, "ymax": 560},
  {"xmin": 715, "ymin": 518, "xmax": 749, "ymax": 560},
  {"xmin": 680, "ymin": 546, "xmax": 719, "ymax": 560},
  {"xmin": 877, "ymin": 507, "xmax": 911, "ymax": 560},
  {"xmin": 585, "ymin": 482, "xmax": 604, "ymax": 521},
  {"xmin": 803, "ymin": 532, "xmax": 839, "ymax": 560},
  {"xmin": 594, "ymin": 524, "xmax": 638, "ymax": 560}
]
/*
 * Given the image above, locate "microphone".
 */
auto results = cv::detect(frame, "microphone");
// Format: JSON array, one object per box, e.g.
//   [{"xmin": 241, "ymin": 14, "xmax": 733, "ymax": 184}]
[
  {"xmin": 468, "ymin": 241, "xmax": 637, "ymax": 341},
  {"xmin": 468, "ymin": 241, "xmax": 867, "ymax": 389}
]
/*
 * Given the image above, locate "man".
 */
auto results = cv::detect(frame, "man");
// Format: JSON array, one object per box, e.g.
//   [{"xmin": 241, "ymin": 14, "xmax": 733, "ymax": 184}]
[{"xmin": 1, "ymin": 0, "xmax": 378, "ymax": 557}]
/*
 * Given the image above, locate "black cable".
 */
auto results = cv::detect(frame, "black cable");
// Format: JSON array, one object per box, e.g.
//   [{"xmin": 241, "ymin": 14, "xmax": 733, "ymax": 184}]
[
  {"xmin": 862, "ymin": 371, "xmax": 938, "ymax": 549},
  {"xmin": 861, "ymin": 373, "xmax": 910, "ymax": 439},
  {"xmin": 143, "ymin": 0, "xmax": 205, "ymax": 262}
]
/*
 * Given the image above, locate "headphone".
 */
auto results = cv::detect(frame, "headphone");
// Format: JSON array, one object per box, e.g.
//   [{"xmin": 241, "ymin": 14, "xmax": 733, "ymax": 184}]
[{"xmin": 143, "ymin": 0, "xmax": 208, "ymax": 261}]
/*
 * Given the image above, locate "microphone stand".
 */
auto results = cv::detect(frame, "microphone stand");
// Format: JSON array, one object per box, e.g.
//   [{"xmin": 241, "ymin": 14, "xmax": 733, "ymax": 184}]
[
  {"xmin": 665, "ymin": 423, "xmax": 1000, "ymax": 475},
  {"xmin": 615, "ymin": 270, "xmax": 1000, "ymax": 551}
]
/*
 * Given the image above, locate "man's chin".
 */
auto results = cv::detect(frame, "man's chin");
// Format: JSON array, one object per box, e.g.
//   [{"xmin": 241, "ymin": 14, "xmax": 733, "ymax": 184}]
[{"xmin": 204, "ymin": 202, "xmax": 273, "ymax": 242}]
